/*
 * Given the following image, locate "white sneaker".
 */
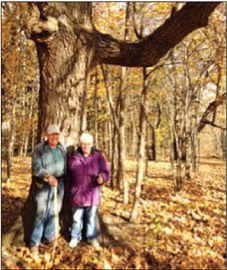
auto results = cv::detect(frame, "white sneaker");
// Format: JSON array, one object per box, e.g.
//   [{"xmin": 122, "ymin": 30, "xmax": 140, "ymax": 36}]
[
  {"xmin": 69, "ymin": 239, "xmax": 78, "ymax": 248},
  {"xmin": 88, "ymin": 238, "xmax": 100, "ymax": 247}
]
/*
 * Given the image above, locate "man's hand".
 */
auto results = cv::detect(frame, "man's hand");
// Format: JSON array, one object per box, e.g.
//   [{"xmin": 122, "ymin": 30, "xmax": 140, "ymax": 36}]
[
  {"xmin": 47, "ymin": 175, "xmax": 58, "ymax": 187},
  {"xmin": 97, "ymin": 174, "xmax": 104, "ymax": 185}
]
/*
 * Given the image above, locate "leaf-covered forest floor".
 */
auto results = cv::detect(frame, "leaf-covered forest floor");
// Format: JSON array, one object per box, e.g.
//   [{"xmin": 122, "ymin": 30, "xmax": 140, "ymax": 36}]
[{"xmin": 2, "ymin": 157, "xmax": 226, "ymax": 270}]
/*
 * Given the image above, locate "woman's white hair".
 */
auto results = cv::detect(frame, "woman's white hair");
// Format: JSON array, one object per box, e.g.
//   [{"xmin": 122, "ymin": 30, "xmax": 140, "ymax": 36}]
[{"xmin": 80, "ymin": 132, "xmax": 94, "ymax": 143}]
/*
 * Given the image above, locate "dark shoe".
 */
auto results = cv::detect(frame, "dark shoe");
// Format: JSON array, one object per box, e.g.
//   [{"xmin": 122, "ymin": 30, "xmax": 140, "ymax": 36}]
[{"xmin": 43, "ymin": 239, "xmax": 55, "ymax": 247}]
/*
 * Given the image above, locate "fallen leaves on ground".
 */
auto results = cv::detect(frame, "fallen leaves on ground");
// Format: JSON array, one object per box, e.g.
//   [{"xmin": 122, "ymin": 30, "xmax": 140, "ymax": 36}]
[{"xmin": 2, "ymin": 157, "xmax": 226, "ymax": 269}]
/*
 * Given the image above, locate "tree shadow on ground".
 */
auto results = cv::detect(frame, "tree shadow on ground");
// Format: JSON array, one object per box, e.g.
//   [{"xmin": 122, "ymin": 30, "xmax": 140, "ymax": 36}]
[
  {"xmin": 141, "ymin": 184, "xmax": 172, "ymax": 202},
  {"xmin": 198, "ymin": 157, "xmax": 225, "ymax": 166},
  {"xmin": 97, "ymin": 212, "xmax": 171, "ymax": 269},
  {"xmin": 97, "ymin": 211, "xmax": 134, "ymax": 251},
  {"xmin": 146, "ymin": 174, "xmax": 173, "ymax": 181}
]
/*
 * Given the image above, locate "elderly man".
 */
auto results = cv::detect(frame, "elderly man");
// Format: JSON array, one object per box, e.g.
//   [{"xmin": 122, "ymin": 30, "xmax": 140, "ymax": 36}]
[
  {"xmin": 29, "ymin": 124, "xmax": 66, "ymax": 254},
  {"xmin": 67, "ymin": 132, "xmax": 110, "ymax": 248}
]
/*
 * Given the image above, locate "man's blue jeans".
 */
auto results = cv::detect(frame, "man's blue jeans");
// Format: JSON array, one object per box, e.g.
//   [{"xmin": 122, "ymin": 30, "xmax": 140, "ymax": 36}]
[
  {"xmin": 30, "ymin": 177, "xmax": 64, "ymax": 247},
  {"xmin": 71, "ymin": 206, "xmax": 98, "ymax": 241}
]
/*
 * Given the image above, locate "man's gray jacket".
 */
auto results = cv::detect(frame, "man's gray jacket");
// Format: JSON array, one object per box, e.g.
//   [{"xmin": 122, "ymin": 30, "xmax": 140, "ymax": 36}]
[{"xmin": 32, "ymin": 141, "xmax": 67, "ymax": 182}]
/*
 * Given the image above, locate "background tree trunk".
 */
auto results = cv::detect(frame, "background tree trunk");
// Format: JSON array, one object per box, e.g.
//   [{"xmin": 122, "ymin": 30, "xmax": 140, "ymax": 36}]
[
  {"xmin": 130, "ymin": 68, "xmax": 149, "ymax": 222},
  {"xmin": 6, "ymin": 103, "xmax": 16, "ymax": 183}
]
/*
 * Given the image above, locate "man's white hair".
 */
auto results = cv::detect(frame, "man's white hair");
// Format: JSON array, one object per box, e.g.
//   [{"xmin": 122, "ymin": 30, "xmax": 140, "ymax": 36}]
[{"xmin": 80, "ymin": 132, "xmax": 94, "ymax": 143}]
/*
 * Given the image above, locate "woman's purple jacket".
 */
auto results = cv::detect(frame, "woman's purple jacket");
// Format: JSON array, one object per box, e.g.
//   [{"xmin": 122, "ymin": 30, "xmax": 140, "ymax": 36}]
[{"xmin": 67, "ymin": 147, "xmax": 110, "ymax": 207}]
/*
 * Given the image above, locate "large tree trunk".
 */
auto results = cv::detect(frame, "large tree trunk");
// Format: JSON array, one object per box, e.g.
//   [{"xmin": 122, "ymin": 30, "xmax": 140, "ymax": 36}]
[{"xmin": 28, "ymin": 3, "xmax": 95, "ymax": 146}]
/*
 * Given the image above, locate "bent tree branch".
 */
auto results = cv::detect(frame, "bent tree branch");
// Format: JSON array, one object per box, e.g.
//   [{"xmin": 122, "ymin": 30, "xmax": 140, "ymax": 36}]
[
  {"xmin": 94, "ymin": 2, "xmax": 221, "ymax": 67},
  {"xmin": 28, "ymin": 2, "xmax": 221, "ymax": 69}
]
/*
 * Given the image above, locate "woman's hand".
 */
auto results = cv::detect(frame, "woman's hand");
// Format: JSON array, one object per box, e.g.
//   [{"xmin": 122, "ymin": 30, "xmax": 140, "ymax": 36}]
[{"xmin": 97, "ymin": 174, "xmax": 104, "ymax": 185}]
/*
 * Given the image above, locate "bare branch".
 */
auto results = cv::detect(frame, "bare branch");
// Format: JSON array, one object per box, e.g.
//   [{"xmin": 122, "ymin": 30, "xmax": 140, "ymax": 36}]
[
  {"xmin": 197, "ymin": 92, "xmax": 226, "ymax": 133},
  {"xmin": 200, "ymin": 119, "xmax": 226, "ymax": 131}
]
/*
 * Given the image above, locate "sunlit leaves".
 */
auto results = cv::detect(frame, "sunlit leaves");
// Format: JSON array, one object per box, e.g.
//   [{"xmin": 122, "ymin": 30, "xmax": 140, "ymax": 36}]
[{"xmin": 2, "ymin": 2, "xmax": 39, "ymax": 152}]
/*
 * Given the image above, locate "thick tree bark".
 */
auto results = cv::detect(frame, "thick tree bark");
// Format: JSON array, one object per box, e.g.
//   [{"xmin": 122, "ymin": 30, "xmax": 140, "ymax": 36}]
[{"xmin": 27, "ymin": 3, "xmax": 95, "ymax": 146}]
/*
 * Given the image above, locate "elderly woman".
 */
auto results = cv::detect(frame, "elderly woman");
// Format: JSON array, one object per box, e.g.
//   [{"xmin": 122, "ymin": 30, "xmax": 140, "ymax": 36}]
[{"xmin": 67, "ymin": 133, "xmax": 110, "ymax": 248}]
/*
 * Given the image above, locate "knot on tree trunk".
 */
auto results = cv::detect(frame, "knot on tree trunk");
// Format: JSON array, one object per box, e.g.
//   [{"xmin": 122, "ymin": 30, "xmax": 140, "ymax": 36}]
[{"xmin": 27, "ymin": 16, "xmax": 58, "ymax": 41}]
